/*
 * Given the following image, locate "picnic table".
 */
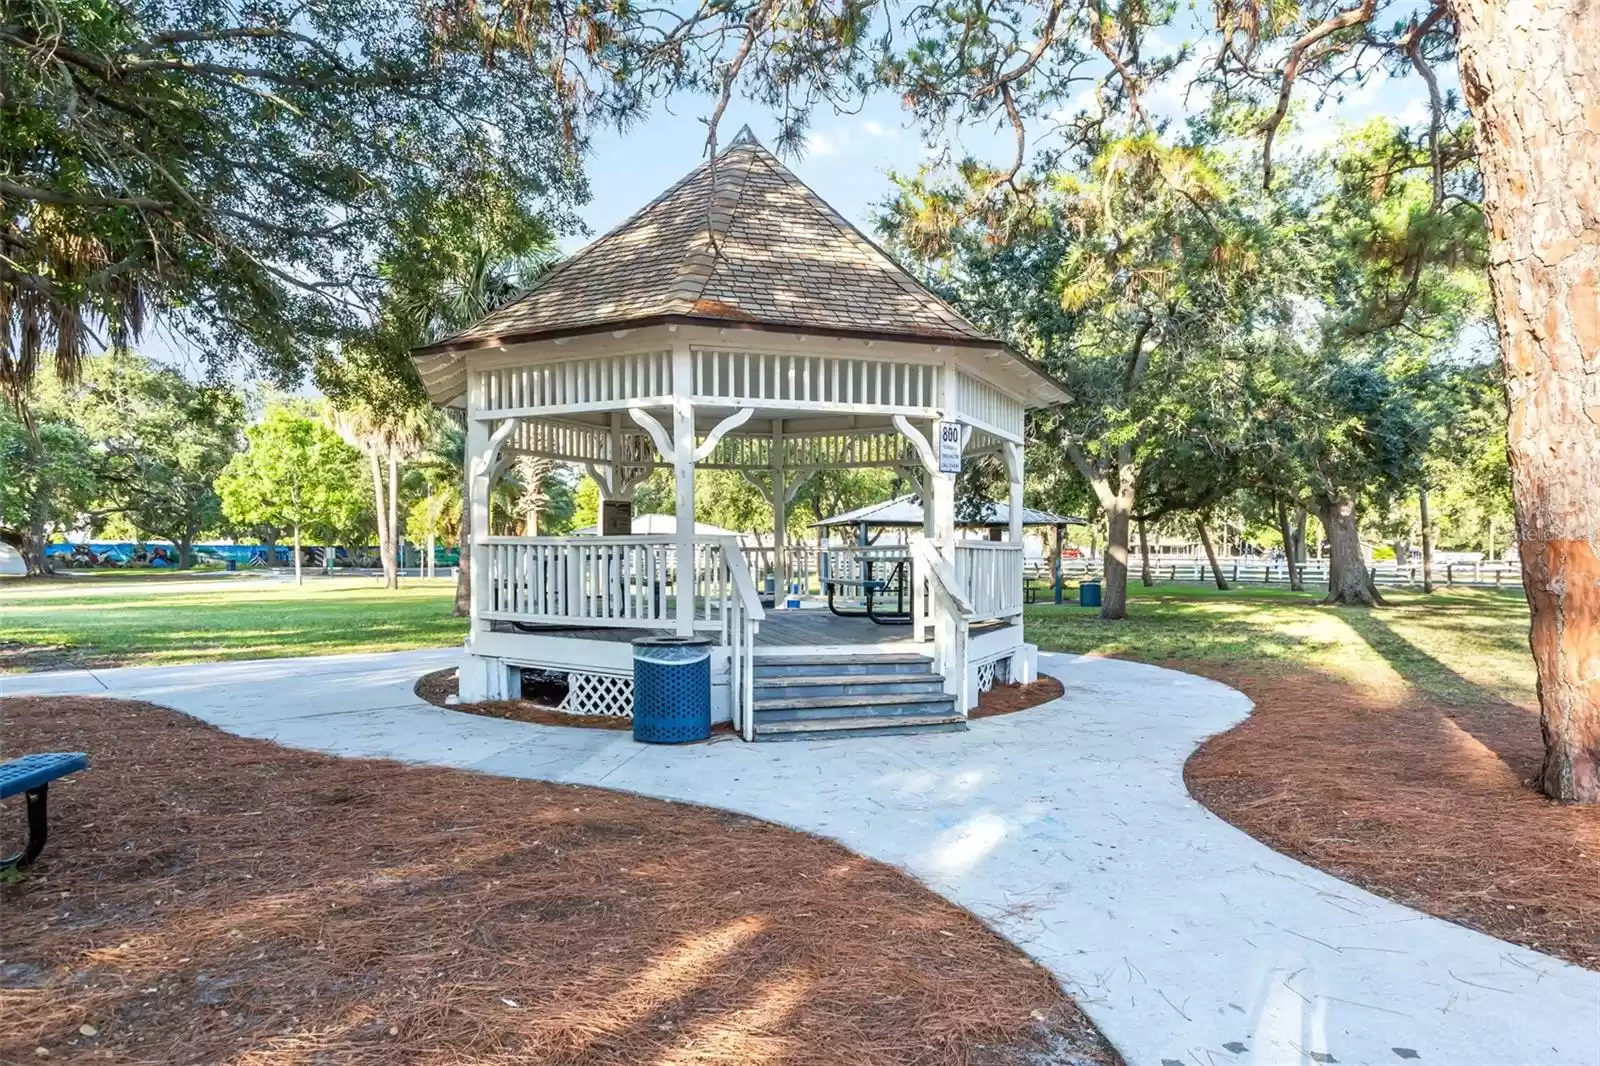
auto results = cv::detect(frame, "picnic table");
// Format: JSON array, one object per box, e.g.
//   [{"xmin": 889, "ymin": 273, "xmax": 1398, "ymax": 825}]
[{"xmin": 823, "ymin": 558, "xmax": 913, "ymax": 626}]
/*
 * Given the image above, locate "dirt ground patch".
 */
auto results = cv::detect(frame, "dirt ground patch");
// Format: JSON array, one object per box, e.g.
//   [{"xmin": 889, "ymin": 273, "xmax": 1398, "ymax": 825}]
[
  {"xmin": 418, "ymin": 670, "xmax": 1065, "ymax": 728},
  {"xmin": 1181, "ymin": 662, "xmax": 1600, "ymax": 970},
  {"xmin": 0, "ymin": 697, "xmax": 1119, "ymax": 1066}
]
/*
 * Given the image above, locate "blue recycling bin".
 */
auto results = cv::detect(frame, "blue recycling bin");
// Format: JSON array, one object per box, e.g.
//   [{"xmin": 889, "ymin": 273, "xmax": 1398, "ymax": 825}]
[
  {"xmin": 1079, "ymin": 580, "xmax": 1102, "ymax": 608},
  {"xmin": 631, "ymin": 635, "xmax": 714, "ymax": 743}
]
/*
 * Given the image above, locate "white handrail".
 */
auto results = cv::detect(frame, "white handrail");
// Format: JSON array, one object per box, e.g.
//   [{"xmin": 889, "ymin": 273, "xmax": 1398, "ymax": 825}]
[
  {"xmin": 717, "ymin": 536, "xmax": 765, "ymax": 741},
  {"xmin": 909, "ymin": 537, "xmax": 973, "ymax": 714},
  {"xmin": 910, "ymin": 538, "xmax": 974, "ymax": 618}
]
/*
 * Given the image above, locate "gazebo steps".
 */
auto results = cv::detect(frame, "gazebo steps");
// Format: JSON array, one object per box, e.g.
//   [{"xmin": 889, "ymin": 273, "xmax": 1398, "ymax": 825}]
[
  {"xmin": 752, "ymin": 653, "xmax": 934, "ymax": 677},
  {"xmin": 752, "ymin": 672, "xmax": 947, "ymax": 701},
  {"xmin": 748, "ymin": 652, "xmax": 966, "ymax": 740},
  {"xmin": 752, "ymin": 712, "xmax": 968, "ymax": 741}
]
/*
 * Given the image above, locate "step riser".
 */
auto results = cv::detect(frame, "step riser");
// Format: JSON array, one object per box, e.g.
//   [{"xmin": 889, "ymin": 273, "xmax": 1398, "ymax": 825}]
[
  {"xmin": 754, "ymin": 701, "xmax": 957, "ymax": 722},
  {"xmin": 754, "ymin": 679, "xmax": 945, "ymax": 700},
  {"xmin": 756, "ymin": 721, "xmax": 969, "ymax": 741},
  {"xmin": 752, "ymin": 659, "xmax": 932, "ymax": 678}
]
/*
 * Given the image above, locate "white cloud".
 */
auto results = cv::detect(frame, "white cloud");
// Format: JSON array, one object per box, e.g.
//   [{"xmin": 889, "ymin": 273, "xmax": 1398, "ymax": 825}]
[
  {"xmin": 805, "ymin": 130, "xmax": 843, "ymax": 156},
  {"xmin": 861, "ymin": 119, "xmax": 898, "ymax": 139}
]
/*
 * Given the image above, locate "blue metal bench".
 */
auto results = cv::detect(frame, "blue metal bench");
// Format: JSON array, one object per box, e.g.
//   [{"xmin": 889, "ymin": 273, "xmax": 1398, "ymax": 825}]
[{"xmin": 1, "ymin": 752, "xmax": 89, "ymax": 870}]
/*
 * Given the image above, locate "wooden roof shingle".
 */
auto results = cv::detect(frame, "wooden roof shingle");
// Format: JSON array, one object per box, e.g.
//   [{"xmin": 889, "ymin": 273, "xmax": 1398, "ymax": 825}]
[{"xmin": 413, "ymin": 128, "xmax": 998, "ymax": 363}]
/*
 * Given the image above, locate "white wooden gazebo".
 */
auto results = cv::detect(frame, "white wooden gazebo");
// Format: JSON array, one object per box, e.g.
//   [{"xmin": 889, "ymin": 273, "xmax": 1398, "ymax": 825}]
[{"xmin": 413, "ymin": 128, "xmax": 1070, "ymax": 740}]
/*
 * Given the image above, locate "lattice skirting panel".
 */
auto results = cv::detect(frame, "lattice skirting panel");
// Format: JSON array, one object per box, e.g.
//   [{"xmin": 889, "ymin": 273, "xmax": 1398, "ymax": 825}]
[
  {"xmin": 975, "ymin": 655, "xmax": 1012, "ymax": 694},
  {"xmin": 558, "ymin": 671, "xmax": 635, "ymax": 717}
]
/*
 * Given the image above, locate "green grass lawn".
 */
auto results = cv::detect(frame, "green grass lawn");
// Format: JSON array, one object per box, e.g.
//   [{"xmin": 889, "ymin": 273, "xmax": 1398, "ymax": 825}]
[
  {"xmin": 2, "ymin": 576, "xmax": 466, "ymax": 670},
  {"xmin": 1024, "ymin": 583, "xmax": 1537, "ymax": 708},
  {"xmin": 3, "ymin": 571, "xmax": 1537, "ymax": 706}
]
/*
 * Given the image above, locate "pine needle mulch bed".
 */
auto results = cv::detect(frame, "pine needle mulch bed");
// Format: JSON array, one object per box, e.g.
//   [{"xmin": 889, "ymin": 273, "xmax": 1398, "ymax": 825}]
[
  {"xmin": 967, "ymin": 677, "xmax": 1064, "ymax": 720},
  {"xmin": 0, "ymin": 697, "xmax": 1120, "ymax": 1066},
  {"xmin": 416, "ymin": 670, "xmax": 1066, "ymax": 729},
  {"xmin": 1180, "ymin": 662, "xmax": 1600, "ymax": 970}
]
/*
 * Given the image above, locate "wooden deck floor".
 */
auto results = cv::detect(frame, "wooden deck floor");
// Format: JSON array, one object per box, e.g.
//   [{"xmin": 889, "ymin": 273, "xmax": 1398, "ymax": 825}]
[{"xmin": 495, "ymin": 606, "xmax": 1012, "ymax": 650}]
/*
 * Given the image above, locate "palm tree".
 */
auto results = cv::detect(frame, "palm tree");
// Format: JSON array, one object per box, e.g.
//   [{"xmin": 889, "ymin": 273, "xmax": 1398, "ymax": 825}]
[
  {"xmin": 330, "ymin": 403, "xmax": 434, "ymax": 589},
  {"xmin": 391, "ymin": 237, "xmax": 560, "ymax": 613}
]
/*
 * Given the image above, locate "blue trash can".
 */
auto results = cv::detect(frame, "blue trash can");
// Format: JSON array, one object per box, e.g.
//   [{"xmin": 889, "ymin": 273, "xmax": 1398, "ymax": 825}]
[
  {"xmin": 1079, "ymin": 580, "xmax": 1102, "ymax": 608},
  {"xmin": 631, "ymin": 635, "xmax": 714, "ymax": 743}
]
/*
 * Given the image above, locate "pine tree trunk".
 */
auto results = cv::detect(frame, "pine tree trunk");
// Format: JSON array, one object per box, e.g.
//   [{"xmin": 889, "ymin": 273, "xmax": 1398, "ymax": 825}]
[
  {"xmin": 1100, "ymin": 489, "xmax": 1133, "ymax": 620},
  {"xmin": 1455, "ymin": 0, "xmax": 1599, "ymax": 802},
  {"xmin": 1318, "ymin": 495, "xmax": 1383, "ymax": 606},
  {"xmin": 1276, "ymin": 500, "xmax": 1304, "ymax": 591},
  {"xmin": 1138, "ymin": 518, "xmax": 1153, "ymax": 586},
  {"xmin": 1419, "ymin": 483, "xmax": 1435, "ymax": 594},
  {"xmin": 1197, "ymin": 515, "xmax": 1229, "ymax": 590}
]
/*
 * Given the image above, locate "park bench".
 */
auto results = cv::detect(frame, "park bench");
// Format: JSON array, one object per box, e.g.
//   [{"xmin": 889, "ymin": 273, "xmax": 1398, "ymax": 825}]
[{"xmin": 1, "ymin": 752, "xmax": 89, "ymax": 870}]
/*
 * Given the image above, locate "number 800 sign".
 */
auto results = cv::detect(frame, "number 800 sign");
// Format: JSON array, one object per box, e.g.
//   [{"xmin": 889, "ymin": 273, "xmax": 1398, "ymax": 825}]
[{"xmin": 937, "ymin": 421, "xmax": 963, "ymax": 474}]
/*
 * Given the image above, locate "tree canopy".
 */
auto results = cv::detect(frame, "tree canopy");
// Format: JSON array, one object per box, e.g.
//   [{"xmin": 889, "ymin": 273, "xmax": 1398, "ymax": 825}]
[{"xmin": 2, "ymin": 0, "xmax": 584, "ymax": 401}]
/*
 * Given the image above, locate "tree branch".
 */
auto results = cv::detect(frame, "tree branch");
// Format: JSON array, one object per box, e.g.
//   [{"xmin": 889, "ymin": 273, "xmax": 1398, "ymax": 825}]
[
  {"xmin": 1259, "ymin": 0, "xmax": 1377, "ymax": 189},
  {"xmin": 1400, "ymin": 2, "xmax": 1449, "ymax": 210}
]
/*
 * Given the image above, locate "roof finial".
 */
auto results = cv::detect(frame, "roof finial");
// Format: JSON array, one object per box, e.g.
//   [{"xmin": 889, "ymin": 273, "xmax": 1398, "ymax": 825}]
[{"xmin": 728, "ymin": 124, "xmax": 761, "ymax": 148}]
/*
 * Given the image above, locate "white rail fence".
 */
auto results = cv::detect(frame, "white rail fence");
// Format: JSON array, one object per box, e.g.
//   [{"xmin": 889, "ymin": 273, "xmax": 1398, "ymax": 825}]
[
  {"xmin": 954, "ymin": 542, "xmax": 1025, "ymax": 620},
  {"xmin": 1045, "ymin": 557, "xmax": 1525, "ymax": 590}
]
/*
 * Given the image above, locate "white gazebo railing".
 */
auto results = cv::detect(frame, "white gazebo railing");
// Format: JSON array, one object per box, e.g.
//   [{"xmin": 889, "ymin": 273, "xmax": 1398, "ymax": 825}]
[
  {"xmin": 822, "ymin": 544, "xmax": 911, "ymax": 585},
  {"xmin": 954, "ymin": 542, "xmax": 1026, "ymax": 620},
  {"xmin": 476, "ymin": 534, "xmax": 766, "ymax": 736},
  {"xmin": 479, "ymin": 535, "xmax": 756, "ymax": 631},
  {"xmin": 480, "ymin": 535, "xmax": 675, "ymax": 626}
]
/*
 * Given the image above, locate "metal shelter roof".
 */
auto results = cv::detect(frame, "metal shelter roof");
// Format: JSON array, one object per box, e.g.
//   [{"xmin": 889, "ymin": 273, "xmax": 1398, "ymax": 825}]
[{"xmin": 810, "ymin": 495, "xmax": 1084, "ymax": 529}]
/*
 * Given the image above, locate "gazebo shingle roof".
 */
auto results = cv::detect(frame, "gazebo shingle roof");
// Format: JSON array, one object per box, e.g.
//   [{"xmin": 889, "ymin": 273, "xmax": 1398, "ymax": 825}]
[{"xmin": 414, "ymin": 127, "xmax": 998, "ymax": 359}]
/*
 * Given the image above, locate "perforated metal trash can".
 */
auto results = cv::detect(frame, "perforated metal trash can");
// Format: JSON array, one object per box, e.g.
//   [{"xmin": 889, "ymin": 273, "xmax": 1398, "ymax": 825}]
[{"xmin": 631, "ymin": 636, "xmax": 714, "ymax": 743}]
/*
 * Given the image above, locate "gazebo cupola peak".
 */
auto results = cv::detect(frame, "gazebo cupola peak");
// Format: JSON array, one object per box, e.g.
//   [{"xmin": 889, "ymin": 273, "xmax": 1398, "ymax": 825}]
[{"xmin": 414, "ymin": 128, "xmax": 1070, "ymax": 738}]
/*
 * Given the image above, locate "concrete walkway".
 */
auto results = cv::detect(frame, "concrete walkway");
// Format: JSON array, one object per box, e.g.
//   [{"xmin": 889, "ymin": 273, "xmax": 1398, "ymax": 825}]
[{"xmin": 5, "ymin": 651, "xmax": 1597, "ymax": 1066}]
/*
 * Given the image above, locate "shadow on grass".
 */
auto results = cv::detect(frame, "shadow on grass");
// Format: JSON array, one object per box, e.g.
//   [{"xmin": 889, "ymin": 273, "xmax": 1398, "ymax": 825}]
[{"xmin": 1338, "ymin": 607, "xmax": 1537, "ymax": 776}]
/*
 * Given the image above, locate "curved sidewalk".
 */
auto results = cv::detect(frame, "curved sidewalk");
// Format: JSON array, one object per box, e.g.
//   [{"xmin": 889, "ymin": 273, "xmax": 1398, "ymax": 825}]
[{"xmin": 5, "ymin": 650, "xmax": 1597, "ymax": 1066}]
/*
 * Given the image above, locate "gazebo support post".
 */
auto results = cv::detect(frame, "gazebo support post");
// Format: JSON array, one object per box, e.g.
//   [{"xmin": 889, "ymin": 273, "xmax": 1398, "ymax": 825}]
[
  {"xmin": 460, "ymin": 415, "xmax": 518, "ymax": 701},
  {"xmin": 672, "ymin": 344, "xmax": 696, "ymax": 637},
  {"xmin": 464, "ymin": 415, "xmax": 490, "ymax": 632},
  {"xmin": 771, "ymin": 419, "xmax": 786, "ymax": 605},
  {"xmin": 1003, "ymin": 442, "xmax": 1024, "ymax": 546}
]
